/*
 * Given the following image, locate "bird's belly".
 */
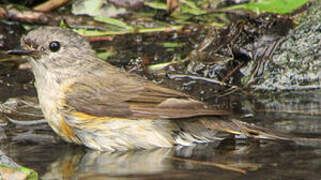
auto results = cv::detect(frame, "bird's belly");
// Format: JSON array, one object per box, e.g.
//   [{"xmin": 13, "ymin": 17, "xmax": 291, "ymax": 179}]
[{"xmin": 65, "ymin": 114, "xmax": 178, "ymax": 151}]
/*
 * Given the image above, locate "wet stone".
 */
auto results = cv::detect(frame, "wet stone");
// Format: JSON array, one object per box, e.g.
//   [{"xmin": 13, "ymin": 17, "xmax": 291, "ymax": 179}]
[{"xmin": 251, "ymin": 1, "xmax": 321, "ymax": 91}]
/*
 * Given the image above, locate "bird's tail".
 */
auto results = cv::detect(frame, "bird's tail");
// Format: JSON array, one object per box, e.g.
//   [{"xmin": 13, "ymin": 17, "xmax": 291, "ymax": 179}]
[{"xmin": 201, "ymin": 118, "xmax": 321, "ymax": 147}]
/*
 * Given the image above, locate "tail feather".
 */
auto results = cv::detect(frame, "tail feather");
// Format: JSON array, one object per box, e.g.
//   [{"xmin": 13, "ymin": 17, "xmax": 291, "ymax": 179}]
[{"xmin": 201, "ymin": 119, "xmax": 321, "ymax": 147}]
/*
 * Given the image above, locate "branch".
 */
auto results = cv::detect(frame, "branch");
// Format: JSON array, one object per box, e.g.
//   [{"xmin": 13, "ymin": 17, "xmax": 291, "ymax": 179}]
[
  {"xmin": 33, "ymin": 0, "xmax": 70, "ymax": 12},
  {"xmin": 0, "ymin": 4, "xmax": 107, "ymax": 30}
]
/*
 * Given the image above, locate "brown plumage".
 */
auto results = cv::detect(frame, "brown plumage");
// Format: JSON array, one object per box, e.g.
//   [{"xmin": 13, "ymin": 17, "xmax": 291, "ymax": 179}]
[
  {"xmin": 64, "ymin": 63, "xmax": 229, "ymax": 119},
  {"xmin": 13, "ymin": 26, "xmax": 317, "ymax": 151}
]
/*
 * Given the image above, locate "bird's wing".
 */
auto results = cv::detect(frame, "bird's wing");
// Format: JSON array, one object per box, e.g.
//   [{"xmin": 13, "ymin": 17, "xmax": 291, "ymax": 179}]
[{"xmin": 62, "ymin": 66, "xmax": 229, "ymax": 119}]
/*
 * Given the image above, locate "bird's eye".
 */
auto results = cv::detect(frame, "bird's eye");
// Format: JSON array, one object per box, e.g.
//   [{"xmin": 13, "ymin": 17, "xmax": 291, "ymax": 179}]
[{"xmin": 49, "ymin": 41, "xmax": 60, "ymax": 52}]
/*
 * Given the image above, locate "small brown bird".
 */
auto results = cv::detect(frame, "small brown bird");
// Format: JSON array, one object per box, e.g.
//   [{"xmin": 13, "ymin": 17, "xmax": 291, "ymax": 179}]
[{"xmin": 10, "ymin": 27, "xmax": 296, "ymax": 151}]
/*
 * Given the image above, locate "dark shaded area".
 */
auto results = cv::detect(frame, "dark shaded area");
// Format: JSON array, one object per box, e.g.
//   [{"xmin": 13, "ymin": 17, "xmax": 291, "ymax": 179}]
[
  {"xmin": 0, "ymin": 21, "xmax": 25, "ymax": 50},
  {"xmin": 0, "ymin": 67, "xmax": 35, "ymax": 102}
]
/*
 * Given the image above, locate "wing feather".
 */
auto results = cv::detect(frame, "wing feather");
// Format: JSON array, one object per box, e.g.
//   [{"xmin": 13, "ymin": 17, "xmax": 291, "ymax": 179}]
[{"xmin": 63, "ymin": 63, "xmax": 229, "ymax": 119}]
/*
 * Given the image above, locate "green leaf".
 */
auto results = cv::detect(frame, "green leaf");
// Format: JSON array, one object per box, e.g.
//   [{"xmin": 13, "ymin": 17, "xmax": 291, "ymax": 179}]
[
  {"xmin": 0, "ymin": 165, "xmax": 38, "ymax": 180},
  {"xmin": 21, "ymin": 167, "xmax": 38, "ymax": 180},
  {"xmin": 94, "ymin": 16, "xmax": 133, "ymax": 30},
  {"xmin": 240, "ymin": 0, "xmax": 310, "ymax": 14},
  {"xmin": 144, "ymin": 1, "xmax": 167, "ymax": 10},
  {"xmin": 162, "ymin": 42, "xmax": 185, "ymax": 48},
  {"xmin": 180, "ymin": 0, "xmax": 206, "ymax": 15},
  {"xmin": 96, "ymin": 50, "xmax": 116, "ymax": 59},
  {"xmin": 147, "ymin": 62, "xmax": 172, "ymax": 72}
]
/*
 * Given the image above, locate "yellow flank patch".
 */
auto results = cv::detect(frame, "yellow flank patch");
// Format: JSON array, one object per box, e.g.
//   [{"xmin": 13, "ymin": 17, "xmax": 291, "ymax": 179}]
[
  {"xmin": 51, "ymin": 116, "xmax": 81, "ymax": 144},
  {"xmin": 69, "ymin": 111, "xmax": 130, "ymax": 124},
  {"xmin": 70, "ymin": 111, "xmax": 101, "ymax": 120},
  {"xmin": 68, "ymin": 111, "xmax": 131, "ymax": 131},
  {"xmin": 69, "ymin": 111, "xmax": 140, "ymax": 122}
]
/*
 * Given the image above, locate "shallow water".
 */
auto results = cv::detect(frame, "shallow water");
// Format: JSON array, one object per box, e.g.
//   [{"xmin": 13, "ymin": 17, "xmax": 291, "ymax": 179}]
[
  {"xmin": 1, "ymin": 102, "xmax": 321, "ymax": 180},
  {"xmin": 3, "ymin": 135, "xmax": 321, "ymax": 179}
]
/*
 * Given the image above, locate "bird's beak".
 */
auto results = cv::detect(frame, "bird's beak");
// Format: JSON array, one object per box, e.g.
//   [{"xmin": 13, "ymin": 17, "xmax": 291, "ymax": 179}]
[{"xmin": 5, "ymin": 49, "xmax": 37, "ymax": 56}]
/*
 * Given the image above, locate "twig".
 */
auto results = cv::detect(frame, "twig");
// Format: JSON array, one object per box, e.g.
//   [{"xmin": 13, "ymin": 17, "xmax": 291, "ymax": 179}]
[
  {"xmin": 218, "ymin": 86, "xmax": 240, "ymax": 97},
  {"xmin": 222, "ymin": 62, "xmax": 244, "ymax": 82},
  {"xmin": 168, "ymin": 74, "xmax": 228, "ymax": 86},
  {"xmin": 1, "ymin": 104, "xmax": 43, "ymax": 118},
  {"xmin": 33, "ymin": 0, "xmax": 70, "ymax": 12},
  {"xmin": 0, "ymin": 4, "xmax": 107, "ymax": 29},
  {"xmin": 6, "ymin": 116, "xmax": 47, "ymax": 126},
  {"xmin": 167, "ymin": 0, "xmax": 179, "ymax": 12},
  {"xmin": 87, "ymin": 36, "xmax": 114, "ymax": 42},
  {"xmin": 74, "ymin": 25, "xmax": 183, "ymax": 36},
  {"xmin": 170, "ymin": 156, "xmax": 247, "ymax": 174},
  {"xmin": 247, "ymin": 38, "xmax": 284, "ymax": 87}
]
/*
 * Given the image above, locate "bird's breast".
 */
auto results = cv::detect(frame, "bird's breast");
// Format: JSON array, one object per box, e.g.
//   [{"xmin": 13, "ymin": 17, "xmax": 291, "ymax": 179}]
[{"xmin": 34, "ymin": 71, "xmax": 81, "ymax": 144}]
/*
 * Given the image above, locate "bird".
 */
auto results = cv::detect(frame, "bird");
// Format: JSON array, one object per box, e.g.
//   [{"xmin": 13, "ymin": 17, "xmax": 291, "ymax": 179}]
[{"xmin": 8, "ymin": 26, "xmax": 307, "ymax": 151}]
